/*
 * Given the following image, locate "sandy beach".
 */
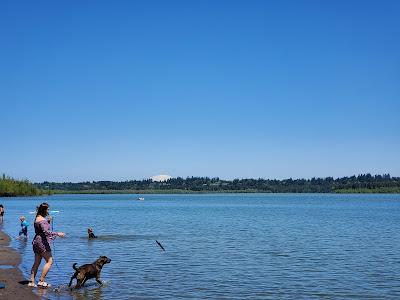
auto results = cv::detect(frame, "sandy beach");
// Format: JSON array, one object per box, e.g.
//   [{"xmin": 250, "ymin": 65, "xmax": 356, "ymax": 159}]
[{"xmin": 0, "ymin": 229, "xmax": 39, "ymax": 300}]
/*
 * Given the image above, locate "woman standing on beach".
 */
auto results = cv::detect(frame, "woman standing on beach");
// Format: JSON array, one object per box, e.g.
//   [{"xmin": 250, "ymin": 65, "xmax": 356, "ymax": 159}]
[{"xmin": 29, "ymin": 203, "xmax": 65, "ymax": 288}]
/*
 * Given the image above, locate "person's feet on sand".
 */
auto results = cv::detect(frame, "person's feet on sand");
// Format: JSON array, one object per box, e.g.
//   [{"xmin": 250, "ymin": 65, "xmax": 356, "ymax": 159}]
[{"xmin": 37, "ymin": 281, "xmax": 51, "ymax": 288}]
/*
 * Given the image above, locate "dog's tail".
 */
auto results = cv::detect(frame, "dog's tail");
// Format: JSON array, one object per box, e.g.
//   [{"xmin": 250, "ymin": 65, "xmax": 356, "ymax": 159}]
[{"xmin": 72, "ymin": 263, "xmax": 79, "ymax": 271}]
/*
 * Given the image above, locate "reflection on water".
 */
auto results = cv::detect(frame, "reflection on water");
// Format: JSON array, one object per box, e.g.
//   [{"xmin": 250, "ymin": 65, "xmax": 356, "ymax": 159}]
[
  {"xmin": 48, "ymin": 282, "xmax": 106, "ymax": 300},
  {"xmin": 1, "ymin": 194, "xmax": 400, "ymax": 300},
  {"xmin": 35, "ymin": 284, "xmax": 104, "ymax": 300},
  {"xmin": 16, "ymin": 238, "xmax": 28, "ymax": 253},
  {"xmin": 71, "ymin": 284, "xmax": 104, "ymax": 300}
]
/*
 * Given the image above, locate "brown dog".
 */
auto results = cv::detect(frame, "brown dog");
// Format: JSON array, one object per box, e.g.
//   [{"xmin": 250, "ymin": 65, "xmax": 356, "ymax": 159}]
[{"xmin": 68, "ymin": 256, "xmax": 111, "ymax": 288}]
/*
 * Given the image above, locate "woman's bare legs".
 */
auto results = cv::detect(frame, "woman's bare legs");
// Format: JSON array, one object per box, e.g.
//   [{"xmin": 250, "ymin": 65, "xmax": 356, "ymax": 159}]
[
  {"xmin": 38, "ymin": 252, "xmax": 53, "ymax": 283},
  {"xmin": 30, "ymin": 253, "xmax": 42, "ymax": 283}
]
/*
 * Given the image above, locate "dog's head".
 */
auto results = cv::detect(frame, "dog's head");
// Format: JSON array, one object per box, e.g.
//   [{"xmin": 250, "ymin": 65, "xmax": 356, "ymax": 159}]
[{"xmin": 96, "ymin": 256, "xmax": 111, "ymax": 266}]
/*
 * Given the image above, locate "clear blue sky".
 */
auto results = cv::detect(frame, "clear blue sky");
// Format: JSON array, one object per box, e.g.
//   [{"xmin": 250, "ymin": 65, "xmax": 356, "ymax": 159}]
[{"xmin": 1, "ymin": 0, "xmax": 399, "ymax": 182}]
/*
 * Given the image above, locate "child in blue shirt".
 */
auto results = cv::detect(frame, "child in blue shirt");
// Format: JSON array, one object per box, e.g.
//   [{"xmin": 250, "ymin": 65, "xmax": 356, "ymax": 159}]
[{"xmin": 18, "ymin": 216, "xmax": 29, "ymax": 239}]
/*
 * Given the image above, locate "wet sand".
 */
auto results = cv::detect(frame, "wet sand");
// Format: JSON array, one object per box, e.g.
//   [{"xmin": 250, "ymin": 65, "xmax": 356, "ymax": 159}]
[{"xmin": 0, "ymin": 229, "xmax": 39, "ymax": 300}]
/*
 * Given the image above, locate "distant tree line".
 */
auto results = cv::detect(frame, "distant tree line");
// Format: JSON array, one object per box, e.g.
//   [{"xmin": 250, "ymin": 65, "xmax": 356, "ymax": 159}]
[
  {"xmin": 0, "ymin": 174, "xmax": 51, "ymax": 197},
  {"xmin": 34, "ymin": 174, "xmax": 400, "ymax": 194}
]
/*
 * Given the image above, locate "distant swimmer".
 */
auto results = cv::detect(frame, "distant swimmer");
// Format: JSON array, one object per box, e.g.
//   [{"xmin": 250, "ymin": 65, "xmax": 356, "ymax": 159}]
[{"xmin": 88, "ymin": 228, "xmax": 97, "ymax": 239}]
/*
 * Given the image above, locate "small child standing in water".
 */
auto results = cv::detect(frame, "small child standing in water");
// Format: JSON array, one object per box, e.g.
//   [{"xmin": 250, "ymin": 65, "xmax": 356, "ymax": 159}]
[{"xmin": 18, "ymin": 216, "xmax": 29, "ymax": 239}]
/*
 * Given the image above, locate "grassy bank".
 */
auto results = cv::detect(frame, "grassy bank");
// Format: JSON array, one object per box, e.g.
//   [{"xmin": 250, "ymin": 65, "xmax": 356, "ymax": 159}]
[
  {"xmin": 333, "ymin": 187, "xmax": 400, "ymax": 194},
  {"xmin": 0, "ymin": 175, "xmax": 51, "ymax": 197}
]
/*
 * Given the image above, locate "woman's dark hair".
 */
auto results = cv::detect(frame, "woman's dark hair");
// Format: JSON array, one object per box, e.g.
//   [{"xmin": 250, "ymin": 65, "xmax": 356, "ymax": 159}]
[{"xmin": 36, "ymin": 203, "xmax": 49, "ymax": 217}]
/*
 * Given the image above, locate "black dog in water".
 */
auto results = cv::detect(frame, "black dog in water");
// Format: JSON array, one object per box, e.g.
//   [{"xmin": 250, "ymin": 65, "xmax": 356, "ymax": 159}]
[
  {"xmin": 68, "ymin": 256, "xmax": 111, "ymax": 289},
  {"xmin": 88, "ymin": 228, "xmax": 97, "ymax": 239}
]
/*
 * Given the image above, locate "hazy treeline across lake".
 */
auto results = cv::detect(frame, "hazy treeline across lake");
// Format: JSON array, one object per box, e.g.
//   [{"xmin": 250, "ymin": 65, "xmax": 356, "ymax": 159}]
[{"xmin": 35, "ymin": 174, "xmax": 400, "ymax": 194}]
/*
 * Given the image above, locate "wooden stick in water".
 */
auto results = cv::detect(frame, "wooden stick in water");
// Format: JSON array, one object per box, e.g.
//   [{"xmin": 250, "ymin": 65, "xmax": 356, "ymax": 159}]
[{"xmin": 156, "ymin": 240, "xmax": 165, "ymax": 251}]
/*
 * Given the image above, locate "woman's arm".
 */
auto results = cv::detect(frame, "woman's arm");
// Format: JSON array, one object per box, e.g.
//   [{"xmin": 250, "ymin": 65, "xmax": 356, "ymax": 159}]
[{"xmin": 39, "ymin": 221, "xmax": 59, "ymax": 239}]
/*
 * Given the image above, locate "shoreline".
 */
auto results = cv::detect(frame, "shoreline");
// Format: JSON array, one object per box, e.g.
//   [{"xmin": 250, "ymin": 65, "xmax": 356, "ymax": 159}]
[
  {"xmin": 0, "ymin": 228, "xmax": 39, "ymax": 300},
  {"xmin": 50, "ymin": 189, "xmax": 400, "ymax": 195}
]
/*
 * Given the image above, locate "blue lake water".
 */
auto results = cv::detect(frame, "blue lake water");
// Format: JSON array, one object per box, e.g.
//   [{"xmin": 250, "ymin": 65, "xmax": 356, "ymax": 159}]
[{"xmin": 1, "ymin": 193, "xmax": 400, "ymax": 299}]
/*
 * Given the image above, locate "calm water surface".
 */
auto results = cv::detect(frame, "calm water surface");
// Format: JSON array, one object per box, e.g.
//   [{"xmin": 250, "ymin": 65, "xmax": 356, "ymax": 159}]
[{"xmin": 1, "ymin": 194, "xmax": 400, "ymax": 299}]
